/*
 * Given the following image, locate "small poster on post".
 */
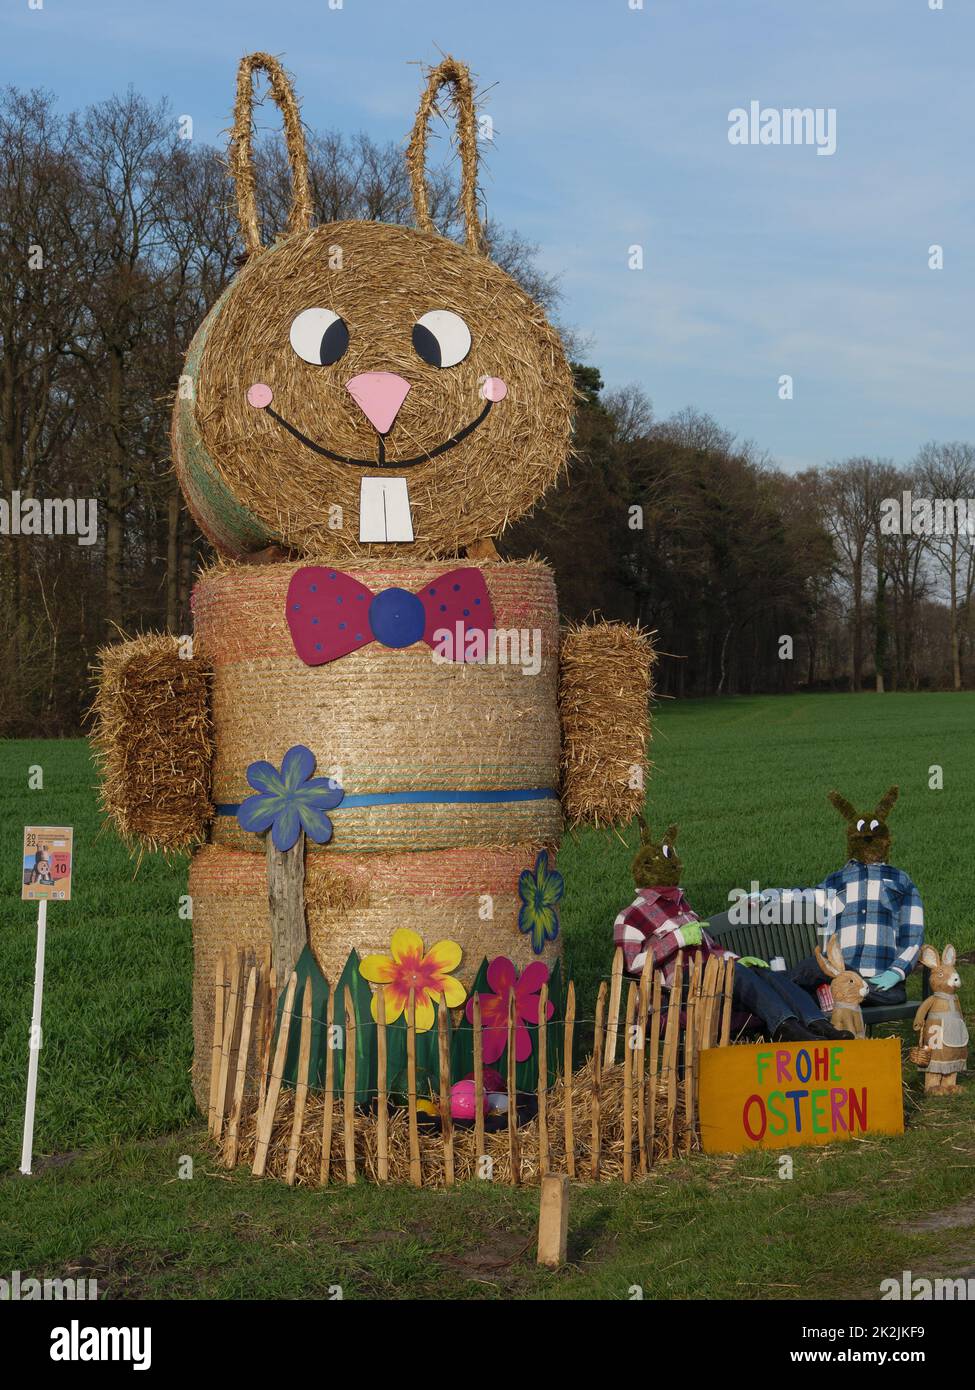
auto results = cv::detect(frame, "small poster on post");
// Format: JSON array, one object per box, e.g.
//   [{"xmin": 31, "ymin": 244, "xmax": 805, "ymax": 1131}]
[{"xmin": 22, "ymin": 826, "xmax": 74, "ymax": 902}]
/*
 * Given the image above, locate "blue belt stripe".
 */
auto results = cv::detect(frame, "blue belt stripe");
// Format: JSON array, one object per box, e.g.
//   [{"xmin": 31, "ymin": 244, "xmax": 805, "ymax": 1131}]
[{"xmin": 214, "ymin": 787, "xmax": 559, "ymax": 815}]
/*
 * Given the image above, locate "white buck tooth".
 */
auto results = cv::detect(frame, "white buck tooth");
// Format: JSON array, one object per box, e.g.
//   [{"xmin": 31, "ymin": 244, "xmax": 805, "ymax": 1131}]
[{"xmin": 359, "ymin": 477, "xmax": 414, "ymax": 543}]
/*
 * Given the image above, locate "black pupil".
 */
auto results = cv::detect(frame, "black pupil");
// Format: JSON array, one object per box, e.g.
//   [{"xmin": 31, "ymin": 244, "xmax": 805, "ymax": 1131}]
[
  {"xmin": 412, "ymin": 322, "xmax": 442, "ymax": 367},
  {"xmin": 319, "ymin": 318, "xmax": 349, "ymax": 365}
]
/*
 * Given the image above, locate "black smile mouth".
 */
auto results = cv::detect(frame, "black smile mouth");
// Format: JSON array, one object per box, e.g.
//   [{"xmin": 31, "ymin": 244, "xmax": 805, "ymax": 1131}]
[{"xmin": 265, "ymin": 398, "xmax": 494, "ymax": 467}]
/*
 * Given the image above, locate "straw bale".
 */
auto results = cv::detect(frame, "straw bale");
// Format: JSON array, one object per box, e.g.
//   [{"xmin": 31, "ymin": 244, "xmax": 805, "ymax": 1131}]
[
  {"xmin": 193, "ymin": 557, "xmax": 563, "ymax": 854},
  {"xmin": 89, "ymin": 633, "xmax": 213, "ymax": 854},
  {"xmin": 559, "ymin": 621, "xmax": 656, "ymax": 826},
  {"xmin": 172, "ymin": 219, "xmax": 573, "ymax": 561},
  {"xmin": 189, "ymin": 842, "xmax": 562, "ymax": 1108}
]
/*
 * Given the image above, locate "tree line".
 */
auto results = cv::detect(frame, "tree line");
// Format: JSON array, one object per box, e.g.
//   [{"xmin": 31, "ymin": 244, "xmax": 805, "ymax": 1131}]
[{"xmin": 1, "ymin": 84, "xmax": 972, "ymax": 735}]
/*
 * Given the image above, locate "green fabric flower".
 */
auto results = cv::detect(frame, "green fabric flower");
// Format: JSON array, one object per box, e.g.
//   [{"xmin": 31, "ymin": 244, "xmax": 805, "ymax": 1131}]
[{"xmin": 518, "ymin": 850, "xmax": 564, "ymax": 955}]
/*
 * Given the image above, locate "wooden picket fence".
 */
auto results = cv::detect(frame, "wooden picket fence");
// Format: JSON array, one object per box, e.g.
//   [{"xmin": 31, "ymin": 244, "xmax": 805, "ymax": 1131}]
[{"xmin": 209, "ymin": 946, "xmax": 738, "ymax": 1187}]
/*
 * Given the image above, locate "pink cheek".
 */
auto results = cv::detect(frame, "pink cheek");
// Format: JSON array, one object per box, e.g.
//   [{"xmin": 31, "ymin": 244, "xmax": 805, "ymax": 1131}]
[
  {"xmin": 480, "ymin": 376, "xmax": 508, "ymax": 403},
  {"xmin": 247, "ymin": 383, "xmax": 273, "ymax": 409}
]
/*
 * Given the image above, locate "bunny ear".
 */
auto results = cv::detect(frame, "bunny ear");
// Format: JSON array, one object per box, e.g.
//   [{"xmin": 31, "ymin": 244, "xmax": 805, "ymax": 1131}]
[
  {"xmin": 636, "ymin": 812, "xmax": 652, "ymax": 845},
  {"xmin": 919, "ymin": 944, "xmax": 940, "ymax": 970},
  {"xmin": 664, "ymin": 823, "xmax": 679, "ymax": 845},
  {"xmin": 874, "ymin": 785, "xmax": 900, "ymax": 821},
  {"xmin": 827, "ymin": 935, "xmax": 846, "ymax": 975},
  {"xmin": 815, "ymin": 943, "xmax": 838, "ymax": 979},
  {"xmin": 827, "ymin": 790, "xmax": 857, "ymax": 822},
  {"xmin": 942, "ymin": 944, "xmax": 956, "ymax": 966}
]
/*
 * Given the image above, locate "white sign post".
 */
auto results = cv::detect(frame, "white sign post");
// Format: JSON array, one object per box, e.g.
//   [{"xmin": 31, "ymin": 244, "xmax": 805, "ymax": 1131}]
[
  {"xmin": 20, "ymin": 824, "xmax": 73, "ymax": 1177},
  {"xmin": 20, "ymin": 897, "xmax": 48, "ymax": 1176}
]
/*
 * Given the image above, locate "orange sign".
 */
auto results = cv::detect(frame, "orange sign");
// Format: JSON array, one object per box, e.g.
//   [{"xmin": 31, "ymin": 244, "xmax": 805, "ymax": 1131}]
[
  {"xmin": 698, "ymin": 1037, "xmax": 903, "ymax": 1153},
  {"xmin": 22, "ymin": 826, "xmax": 74, "ymax": 902}
]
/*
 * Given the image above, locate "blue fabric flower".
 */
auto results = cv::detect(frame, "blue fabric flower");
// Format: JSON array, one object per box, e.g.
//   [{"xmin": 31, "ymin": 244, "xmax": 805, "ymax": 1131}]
[
  {"xmin": 237, "ymin": 745, "xmax": 344, "ymax": 852},
  {"xmin": 518, "ymin": 850, "xmax": 564, "ymax": 954}
]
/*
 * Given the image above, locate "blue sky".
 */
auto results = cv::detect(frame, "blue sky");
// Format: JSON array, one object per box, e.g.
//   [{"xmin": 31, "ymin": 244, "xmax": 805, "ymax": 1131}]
[{"xmin": 5, "ymin": 0, "xmax": 973, "ymax": 470}]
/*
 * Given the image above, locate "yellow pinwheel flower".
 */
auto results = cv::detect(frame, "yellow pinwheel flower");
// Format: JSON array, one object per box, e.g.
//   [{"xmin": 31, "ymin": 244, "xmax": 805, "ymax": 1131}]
[{"xmin": 359, "ymin": 928, "xmax": 466, "ymax": 1032}]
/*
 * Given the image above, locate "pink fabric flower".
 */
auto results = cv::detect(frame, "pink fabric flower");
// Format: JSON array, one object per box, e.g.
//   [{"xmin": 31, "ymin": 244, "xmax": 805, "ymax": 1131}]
[{"xmin": 465, "ymin": 957, "xmax": 554, "ymax": 1065}]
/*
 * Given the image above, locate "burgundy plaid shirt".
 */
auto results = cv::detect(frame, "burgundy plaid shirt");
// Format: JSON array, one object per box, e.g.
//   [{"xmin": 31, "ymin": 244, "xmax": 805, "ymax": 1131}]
[{"xmin": 613, "ymin": 885, "xmax": 736, "ymax": 987}]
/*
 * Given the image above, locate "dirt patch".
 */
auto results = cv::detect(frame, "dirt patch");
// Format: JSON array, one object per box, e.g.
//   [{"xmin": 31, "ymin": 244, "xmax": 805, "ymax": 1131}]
[
  {"xmin": 71, "ymin": 1246, "xmax": 183, "ymax": 1300},
  {"xmin": 435, "ymin": 1230, "xmax": 533, "ymax": 1280},
  {"xmin": 899, "ymin": 1199, "xmax": 975, "ymax": 1235}
]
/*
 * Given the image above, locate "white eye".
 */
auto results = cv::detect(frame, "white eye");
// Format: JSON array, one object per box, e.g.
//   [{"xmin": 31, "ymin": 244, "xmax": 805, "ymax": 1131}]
[
  {"xmin": 662, "ymin": 844, "xmax": 671, "ymax": 859},
  {"xmin": 412, "ymin": 310, "xmax": 471, "ymax": 368},
  {"xmin": 856, "ymin": 819, "xmax": 865, "ymax": 832},
  {"xmin": 289, "ymin": 308, "xmax": 349, "ymax": 366},
  {"xmin": 869, "ymin": 819, "xmax": 880, "ymax": 830}
]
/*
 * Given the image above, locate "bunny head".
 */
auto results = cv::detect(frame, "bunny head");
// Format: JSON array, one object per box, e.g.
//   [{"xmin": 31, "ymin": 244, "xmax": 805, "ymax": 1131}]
[
  {"xmin": 920, "ymin": 943, "xmax": 961, "ymax": 994},
  {"xmin": 631, "ymin": 815, "xmax": 682, "ymax": 889},
  {"xmin": 828, "ymin": 786, "xmax": 898, "ymax": 865},
  {"xmin": 815, "ymin": 935, "xmax": 868, "ymax": 1005},
  {"xmin": 172, "ymin": 54, "xmax": 573, "ymax": 563}
]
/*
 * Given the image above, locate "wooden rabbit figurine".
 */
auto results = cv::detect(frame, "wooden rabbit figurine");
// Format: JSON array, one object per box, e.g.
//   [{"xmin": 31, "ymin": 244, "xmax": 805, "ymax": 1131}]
[
  {"xmin": 913, "ymin": 945, "xmax": 967, "ymax": 1092},
  {"xmin": 814, "ymin": 935, "xmax": 868, "ymax": 1039}
]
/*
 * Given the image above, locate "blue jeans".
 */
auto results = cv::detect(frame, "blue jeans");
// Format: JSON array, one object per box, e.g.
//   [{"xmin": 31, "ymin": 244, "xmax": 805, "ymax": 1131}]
[
  {"xmin": 788, "ymin": 953, "xmax": 907, "ymax": 1006},
  {"xmin": 733, "ymin": 962, "xmax": 825, "ymax": 1031}
]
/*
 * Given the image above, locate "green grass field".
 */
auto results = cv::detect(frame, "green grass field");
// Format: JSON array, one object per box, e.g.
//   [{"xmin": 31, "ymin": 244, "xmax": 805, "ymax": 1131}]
[{"xmin": 1, "ymin": 692, "xmax": 974, "ymax": 1300}]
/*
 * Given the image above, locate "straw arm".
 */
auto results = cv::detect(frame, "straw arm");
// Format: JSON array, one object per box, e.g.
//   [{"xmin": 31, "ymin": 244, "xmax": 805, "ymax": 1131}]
[
  {"xmin": 557, "ymin": 620, "xmax": 656, "ymax": 827},
  {"xmin": 90, "ymin": 632, "xmax": 214, "ymax": 853}
]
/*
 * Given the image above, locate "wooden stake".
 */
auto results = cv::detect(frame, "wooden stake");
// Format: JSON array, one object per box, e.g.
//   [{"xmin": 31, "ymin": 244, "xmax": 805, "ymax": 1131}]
[
  {"xmin": 591, "ymin": 979, "xmax": 607, "ymax": 1180},
  {"xmin": 319, "ymin": 987, "xmax": 335, "ymax": 1185},
  {"xmin": 215, "ymin": 951, "xmax": 243, "ymax": 1138},
  {"xmin": 683, "ymin": 956, "xmax": 699, "ymax": 1156},
  {"xmin": 286, "ymin": 979, "xmax": 313, "ymax": 1186},
  {"xmin": 406, "ymin": 988, "xmax": 421, "ymax": 1187},
  {"xmin": 438, "ymin": 994, "xmax": 454, "ymax": 1186},
  {"xmin": 536, "ymin": 1173, "xmax": 569, "ymax": 1268},
  {"xmin": 208, "ymin": 952, "xmax": 226, "ymax": 1136},
  {"xmin": 623, "ymin": 981, "xmax": 637, "ymax": 1182},
  {"xmin": 720, "ymin": 955, "xmax": 735, "ymax": 1046},
  {"xmin": 253, "ymin": 971, "xmax": 297, "ymax": 1177},
  {"xmin": 637, "ymin": 955, "xmax": 651, "ymax": 1173},
  {"xmin": 603, "ymin": 947, "xmax": 624, "ymax": 1067},
  {"xmin": 225, "ymin": 964, "xmax": 258, "ymax": 1167},
  {"xmin": 663, "ymin": 954, "xmax": 683, "ymax": 1161},
  {"xmin": 258, "ymin": 965, "xmax": 277, "ymax": 1114},
  {"xmin": 563, "ymin": 980, "xmax": 576, "ymax": 1179},
  {"xmin": 472, "ymin": 992, "xmax": 485, "ymax": 1170},
  {"xmin": 698, "ymin": 955, "xmax": 720, "ymax": 1053},
  {"xmin": 647, "ymin": 968, "xmax": 662, "ymax": 1167},
  {"xmin": 537, "ymin": 983, "xmax": 549, "ymax": 1177},
  {"xmin": 376, "ymin": 986, "xmax": 388, "ymax": 1183},
  {"xmin": 343, "ymin": 986, "xmax": 356, "ymax": 1185},
  {"xmin": 506, "ymin": 987, "xmax": 520, "ymax": 1185}
]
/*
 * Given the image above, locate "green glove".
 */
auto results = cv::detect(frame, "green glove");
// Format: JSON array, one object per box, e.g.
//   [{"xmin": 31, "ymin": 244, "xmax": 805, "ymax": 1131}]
[
  {"xmin": 678, "ymin": 923, "xmax": 703, "ymax": 947},
  {"xmin": 869, "ymin": 969, "xmax": 900, "ymax": 991},
  {"xmin": 738, "ymin": 955, "xmax": 770, "ymax": 969}
]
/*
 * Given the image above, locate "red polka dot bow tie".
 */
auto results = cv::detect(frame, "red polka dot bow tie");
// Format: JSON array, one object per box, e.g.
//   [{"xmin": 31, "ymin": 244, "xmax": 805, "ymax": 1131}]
[{"xmin": 286, "ymin": 566, "xmax": 495, "ymax": 666}]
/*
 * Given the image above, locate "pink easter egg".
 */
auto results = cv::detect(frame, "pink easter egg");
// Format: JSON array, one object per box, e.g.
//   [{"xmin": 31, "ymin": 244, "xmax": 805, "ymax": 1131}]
[{"xmin": 450, "ymin": 1079, "xmax": 489, "ymax": 1121}]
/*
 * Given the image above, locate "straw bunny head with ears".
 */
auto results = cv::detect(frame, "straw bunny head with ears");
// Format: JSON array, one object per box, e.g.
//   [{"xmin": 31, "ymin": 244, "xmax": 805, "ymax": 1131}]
[
  {"xmin": 172, "ymin": 53, "xmax": 574, "ymax": 563},
  {"xmin": 631, "ymin": 815, "xmax": 682, "ymax": 889},
  {"xmin": 828, "ymin": 785, "xmax": 899, "ymax": 864},
  {"xmin": 814, "ymin": 935, "xmax": 868, "ymax": 1006},
  {"xmin": 919, "ymin": 944, "xmax": 962, "ymax": 995}
]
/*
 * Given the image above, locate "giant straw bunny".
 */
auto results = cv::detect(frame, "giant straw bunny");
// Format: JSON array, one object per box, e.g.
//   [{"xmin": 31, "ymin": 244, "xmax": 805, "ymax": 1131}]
[{"xmin": 92, "ymin": 54, "xmax": 654, "ymax": 1104}]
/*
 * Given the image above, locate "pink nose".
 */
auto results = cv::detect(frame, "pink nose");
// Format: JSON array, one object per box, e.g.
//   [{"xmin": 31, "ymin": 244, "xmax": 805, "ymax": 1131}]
[{"xmin": 345, "ymin": 372, "xmax": 411, "ymax": 435}]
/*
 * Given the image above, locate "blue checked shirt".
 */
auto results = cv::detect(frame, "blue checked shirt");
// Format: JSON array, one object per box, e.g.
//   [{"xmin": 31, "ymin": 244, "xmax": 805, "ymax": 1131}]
[{"xmin": 780, "ymin": 861, "xmax": 925, "ymax": 980}]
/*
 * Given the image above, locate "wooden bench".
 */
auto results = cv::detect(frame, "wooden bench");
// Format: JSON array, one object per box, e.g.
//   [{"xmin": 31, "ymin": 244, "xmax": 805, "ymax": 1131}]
[{"xmin": 704, "ymin": 909, "xmax": 929, "ymax": 1034}]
